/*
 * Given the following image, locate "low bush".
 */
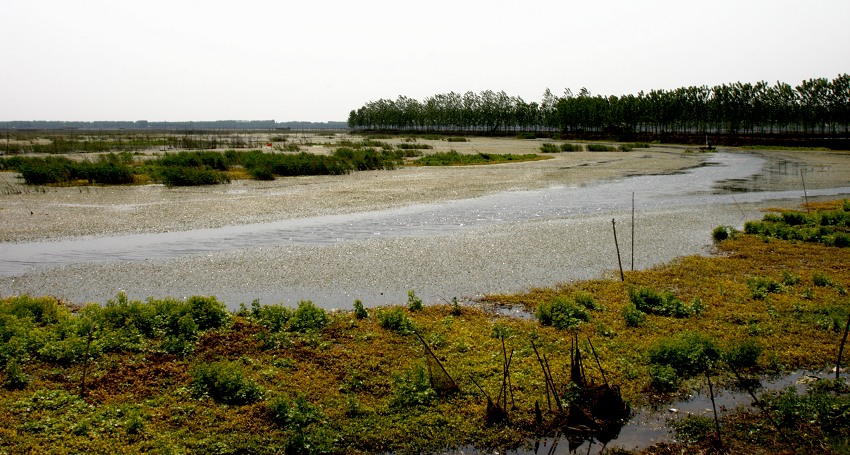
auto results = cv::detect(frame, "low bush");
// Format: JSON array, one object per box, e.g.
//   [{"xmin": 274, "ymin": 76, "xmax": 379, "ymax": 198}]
[
  {"xmin": 812, "ymin": 271, "xmax": 833, "ymax": 287},
  {"xmin": 747, "ymin": 276, "xmax": 783, "ymax": 299},
  {"xmin": 290, "ymin": 301, "xmax": 329, "ymax": 332},
  {"xmin": 712, "ymin": 225, "xmax": 734, "ymax": 243},
  {"xmin": 648, "ymin": 363, "xmax": 678, "ymax": 392},
  {"xmin": 723, "ymin": 339, "xmax": 762, "ymax": 370},
  {"xmin": 407, "ymin": 290, "xmax": 423, "ymax": 311},
  {"xmin": 628, "ymin": 287, "xmax": 698, "ymax": 317},
  {"xmin": 559, "ymin": 143, "xmax": 583, "ymax": 152},
  {"xmin": 377, "ymin": 307, "xmax": 416, "ymax": 335},
  {"xmin": 267, "ymin": 394, "xmax": 323, "ymax": 430},
  {"xmin": 353, "ymin": 299, "xmax": 368, "ymax": 319},
  {"xmin": 190, "ymin": 361, "xmax": 264, "ymax": 405},
  {"xmin": 648, "ymin": 331, "xmax": 721, "ymax": 380},
  {"xmin": 390, "ymin": 365, "xmax": 436, "ymax": 408},
  {"xmin": 536, "ymin": 296, "xmax": 590, "ymax": 330},
  {"xmin": 622, "ymin": 303, "xmax": 645, "ymax": 327},
  {"xmin": 586, "ymin": 143, "xmax": 617, "ymax": 152},
  {"xmin": 539, "ymin": 143, "xmax": 560, "ymax": 153}
]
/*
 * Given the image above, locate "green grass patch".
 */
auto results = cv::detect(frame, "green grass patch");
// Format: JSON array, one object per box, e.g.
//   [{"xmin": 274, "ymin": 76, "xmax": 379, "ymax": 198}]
[{"xmin": 415, "ymin": 150, "xmax": 546, "ymax": 166}]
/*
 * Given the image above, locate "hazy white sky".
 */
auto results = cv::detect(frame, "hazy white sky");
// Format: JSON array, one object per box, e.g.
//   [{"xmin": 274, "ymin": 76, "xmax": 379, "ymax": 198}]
[{"xmin": 3, "ymin": 0, "xmax": 848, "ymax": 122}]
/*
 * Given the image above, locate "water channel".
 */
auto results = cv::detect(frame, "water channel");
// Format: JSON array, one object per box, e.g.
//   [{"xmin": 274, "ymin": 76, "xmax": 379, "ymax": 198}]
[{"xmin": 1, "ymin": 152, "xmax": 848, "ymax": 277}]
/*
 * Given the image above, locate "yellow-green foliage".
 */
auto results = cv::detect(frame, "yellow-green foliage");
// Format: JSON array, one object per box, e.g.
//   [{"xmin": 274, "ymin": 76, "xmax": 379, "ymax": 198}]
[{"xmin": 1, "ymin": 204, "xmax": 849, "ymax": 452}]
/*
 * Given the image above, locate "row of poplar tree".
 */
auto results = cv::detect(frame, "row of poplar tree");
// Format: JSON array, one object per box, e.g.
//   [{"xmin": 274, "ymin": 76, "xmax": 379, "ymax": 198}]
[{"xmin": 347, "ymin": 75, "xmax": 850, "ymax": 136}]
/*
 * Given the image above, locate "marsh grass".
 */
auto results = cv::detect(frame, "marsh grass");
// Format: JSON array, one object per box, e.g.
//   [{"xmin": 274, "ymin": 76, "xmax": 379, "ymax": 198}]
[
  {"xmin": 415, "ymin": 150, "xmax": 546, "ymax": 166},
  {"xmin": 2, "ymin": 202, "xmax": 850, "ymax": 452}
]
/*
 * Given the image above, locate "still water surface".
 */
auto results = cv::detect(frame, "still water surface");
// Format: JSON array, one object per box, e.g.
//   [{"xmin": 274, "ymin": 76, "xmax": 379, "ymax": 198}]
[{"xmin": 2, "ymin": 152, "xmax": 849, "ymax": 276}]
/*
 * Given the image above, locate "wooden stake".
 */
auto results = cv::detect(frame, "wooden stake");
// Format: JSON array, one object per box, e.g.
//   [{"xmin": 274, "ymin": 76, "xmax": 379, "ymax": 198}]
[
  {"xmin": 631, "ymin": 192, "xmax": 635, "ymax": 271},
  {"xmin": 706, "ymin": 369, "xmax": 724, "ymax": 450},
  {"xmin": 801, "ymin": 169, "xmax": 809, "ymax": 211},
  {"xmin": 836, "ymin": 313, "xmax": 850, "ymax": 380},
  {"xmin": 612, "ymin": 219, "xmax": 625, "ymax": 282}
]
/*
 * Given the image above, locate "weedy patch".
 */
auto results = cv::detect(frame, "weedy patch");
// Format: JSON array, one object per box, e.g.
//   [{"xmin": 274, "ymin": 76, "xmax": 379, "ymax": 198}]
[{"xmin": 2, "ymin": 202, "xmax": 849, "ymax": 453}]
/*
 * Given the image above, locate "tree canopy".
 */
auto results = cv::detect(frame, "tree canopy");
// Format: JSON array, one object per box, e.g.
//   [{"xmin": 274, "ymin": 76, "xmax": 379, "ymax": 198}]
[{"xmin": 348, "ymin": 75, "xmax": 850, "ymax": 137}]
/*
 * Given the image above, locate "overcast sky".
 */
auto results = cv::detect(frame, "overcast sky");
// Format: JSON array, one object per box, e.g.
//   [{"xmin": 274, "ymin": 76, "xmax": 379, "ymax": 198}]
[{"xmin": 3, "ymin": 0, "xmax": 848, "ymax": 122}]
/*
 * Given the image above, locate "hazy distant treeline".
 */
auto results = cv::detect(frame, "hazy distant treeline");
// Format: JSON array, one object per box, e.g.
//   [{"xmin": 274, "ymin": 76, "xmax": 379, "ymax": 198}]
[
  {"xmin": 348, "ymin": 75, "xmax": 850, "ymax": 136},
  {"xmin": 0, "ymin": 120, "xmax": 348, "ymax": 131}
]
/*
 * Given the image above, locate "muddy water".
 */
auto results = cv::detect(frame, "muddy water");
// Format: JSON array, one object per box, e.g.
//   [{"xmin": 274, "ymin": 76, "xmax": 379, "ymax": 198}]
[
  {"xmin": 2, "ymin": 152, "xmax": 849, "ymax": 276},
  {"xmin": 507, "ymin": 370, "xmax": 832, "ymax": 454}
]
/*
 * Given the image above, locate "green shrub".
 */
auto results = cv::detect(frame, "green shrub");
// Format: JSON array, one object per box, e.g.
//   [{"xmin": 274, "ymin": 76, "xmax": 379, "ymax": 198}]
[
  {"xmin": 267, "ymin": 394, "xmax": 323, "ymax": 430},
  {"xmin": 377, "ymin": 307, "xmax": 416, "ymax": 335},
  {"xmin": 813, "ymin": 272, "xmax": 833, "ymax": 287},
  {"xmin": 3, "ymin": 295, "xmax": 62, "ymax": 325},
  {"xmin": 539, "ymin": 143, "xmax": 560, "ymax": 153},
  {"xmin": 3, "ymin": 358, "xmax": 30, "ymax": 390},
  {"xmin": 535, "ymin": 296, "xmax": 590, "ymax": 330},
  {"xmin": 724, "ymin": 339, "xmax": 762, "ymax": 370},
  {"xmin": 648, "ymin": 363, "xmax": 678, "ymax": 392},
  {"xmin": 407, "ymin": 290, "xmax": 423, "ymax": 311},
  {"xmin": 628, "ymin": 287, "xmax": 694, "ymax": 317},
  {"xmin": 648, "ymin": 331, "xmax": 721, "ymax": 379},
  {"xmin": 390, "ymin": 365, "xmax": 436, "ymax": 408},
  {"xmin": 445, "ymin": 136, "xmax": 468, "ymax": 142},
  {"xmin": 622, "ymin": 303, "xmax": 645, "ymax": 327},
  {"xmin": 712, "ymin": 225, "xmax": 733, "ymax": 242},
  {"xmin": 187, "ymin": 296, "xmax": 230, "ymax": 331},
  {"xmin": 573, "ymin": 291, "xmax": 598, "ymax": 310},
  {"xmin": 516, "ymin": 132, "xmax": 536, "ymax": 139},
  {"xmin": 747, "ymin": 276, "xmax": 784, "ymax": 299},
  {"xmin": 353, "ymin": 299, "xmax": 368, "ymax": 319},
  {"xmin": 190, "ymin": 361, "xmax": 264, "ymax": 405},
  {"xmin": 781, "ymin": 270, "xmax": 802, "ymax": 287},
  {"xmin": 559, "ymin": 143, "xmax": 583, "ymax": 152},
  {"xmin": 290, "ymin": 300, "xmax": 329, "ymax": 332},
  {"xmin": 156, "ymin": 166, "xmax": 230, "ymax": 187},
  {"xmin": 586, "ymin": 143, "xmax": 616, "ymax": 152},
  {"xmin": 249, "ymin": 301, "xmax": 292, "ymax": 332}
]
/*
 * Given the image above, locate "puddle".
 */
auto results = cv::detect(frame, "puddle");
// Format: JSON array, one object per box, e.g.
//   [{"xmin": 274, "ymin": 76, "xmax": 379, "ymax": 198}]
[{"xmin": 503, "ymin": 370, "xmax": 833, "ymax": 454}]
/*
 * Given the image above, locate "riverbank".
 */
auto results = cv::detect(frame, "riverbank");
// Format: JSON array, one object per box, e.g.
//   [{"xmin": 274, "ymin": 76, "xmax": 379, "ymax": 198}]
[{"xmin": 1, "ymin": 140, "xmax": 849, "ymax": 309}]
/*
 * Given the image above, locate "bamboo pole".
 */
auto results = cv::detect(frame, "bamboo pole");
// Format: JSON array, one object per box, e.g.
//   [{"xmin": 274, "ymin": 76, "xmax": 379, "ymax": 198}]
[
  {"xmin": 836, "ymin": 313, "xmax": 850, "ymax": 380},
  {"xmin": 801, "ymin": 169, "xmax": 809, "ymax": 211},
  {"xmin": 612, "ymin": 219, "xmax": 625, "ymax": 282}
]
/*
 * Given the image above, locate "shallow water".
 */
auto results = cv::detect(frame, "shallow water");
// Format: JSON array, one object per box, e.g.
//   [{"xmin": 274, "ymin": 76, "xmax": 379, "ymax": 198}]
[
  {"xmin": 506, "ymin": 370, "xmax": 832, "ymax": 454},
  {"xmin": 2, "ymin": 152, "xmax": 849, "ymax": 276}
]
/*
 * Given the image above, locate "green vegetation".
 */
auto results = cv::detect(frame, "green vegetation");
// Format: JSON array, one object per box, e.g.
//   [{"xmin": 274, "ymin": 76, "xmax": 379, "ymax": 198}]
[
  {"xmin": 586, "ymin": 143, "xmax": 618, "ymax": 152},
  {"xmin": 744, "ymin": 200, "xmax": 850, "ymax": 247},
  {"xmin": 2, "ymin": 202, "xmax": 850, "ymax": 453},
  {"xmin": 539, "ymin": 142, "xmax": 587, "ymax": 153},
  {"xmin": 414, "ymin": 150, "xmax": 546, "ymax": 166},
  {"xmin": 0, "ymin": 146, "xmax": 411, "ymax": 187}
]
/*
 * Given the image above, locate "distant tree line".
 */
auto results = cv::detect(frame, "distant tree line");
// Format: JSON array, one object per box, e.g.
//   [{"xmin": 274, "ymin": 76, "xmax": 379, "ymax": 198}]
[
  {"xmin": 347, "ymin": 75, "xmax": 850, "ymax": 137},
  {"xmin": 0, "ymin": 120, "xmax": 348, "ymax": 131}
]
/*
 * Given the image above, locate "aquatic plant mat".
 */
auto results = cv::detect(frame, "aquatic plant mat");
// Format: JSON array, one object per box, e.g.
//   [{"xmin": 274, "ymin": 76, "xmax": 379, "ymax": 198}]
[{"xmin": 1, "ymin": 202, "xmax": 849, "ymax": 453}]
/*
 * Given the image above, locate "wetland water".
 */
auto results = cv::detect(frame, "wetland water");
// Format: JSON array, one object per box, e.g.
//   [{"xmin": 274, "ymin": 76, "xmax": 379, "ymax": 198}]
[
  {"xmin": 1, "ymin": 152, "xmax": 848, "ymax": 273},
  {"xmin": 1, "ymin": 152, "xmax": 849, "ymax": 306}
]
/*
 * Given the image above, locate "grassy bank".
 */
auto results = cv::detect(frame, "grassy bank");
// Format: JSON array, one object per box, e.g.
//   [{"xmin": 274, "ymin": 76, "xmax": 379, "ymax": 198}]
[{"xmin": 1, "ymin": 203, "xmax": 849, "ymax": 453}]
